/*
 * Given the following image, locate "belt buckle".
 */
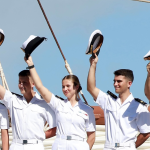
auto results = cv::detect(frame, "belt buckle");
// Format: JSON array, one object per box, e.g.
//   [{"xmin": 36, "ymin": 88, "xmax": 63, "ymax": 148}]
[
  {"xmin": 23, "ymin": 140, "xmax": 28, "ymax": 144},
  {"xmin": 115, "ymin": 143, "xmax": 120, "ymax": 147},
  {"xmin": 67, "ymin": 136, "xmax": 72, "ymax": 140}
]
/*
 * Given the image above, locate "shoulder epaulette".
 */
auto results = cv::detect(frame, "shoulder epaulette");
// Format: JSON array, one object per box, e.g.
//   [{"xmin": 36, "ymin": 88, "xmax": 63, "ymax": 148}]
[
  {"xmin": 107, "ymin": 90, "xmax": 117, "ymax": 99},
  {"xmin": 135, "ymin": 98, "xmax": 147, "ymax": 105},
  {"xmin": 55, "ymin": 95, "xmax": 64, "ymax": 101},
  {"xmin": 0, "ymin": 102, "xmax": 5, "ymax": 106},
  {"xmin": 83, "ymin": 102, "xmax": 94, "ymax": 110},
  {"xmin": 11, "ymin": 92, "xmax": 23, "ymax": 98}
]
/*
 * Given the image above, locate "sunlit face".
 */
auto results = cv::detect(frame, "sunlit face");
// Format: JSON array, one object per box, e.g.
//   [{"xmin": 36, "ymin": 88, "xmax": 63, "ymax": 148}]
[
  {"xmin": 62, "ymin": 79, "xmax": 78, "ymax": 99},
  {"xmin": 18, "ymin": 76, "xmax": 34, "ymax": 95},
  {"xmin": 113, "ymin": 75, "xmax": 132, "ymax": 94}
]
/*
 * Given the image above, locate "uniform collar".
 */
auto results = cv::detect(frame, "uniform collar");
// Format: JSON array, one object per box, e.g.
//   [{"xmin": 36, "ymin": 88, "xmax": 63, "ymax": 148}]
[
  {"xmin": 66, "ymin": 98, "xmax": 82, "ymax": 109},
  {"xmin": 74, "ymin": 99, "xmax": 82, "ymax": 107},
  {"xmin": 116, "ymin": 93, "xmax": 134, "ymax": 106},
  {"xmin": 78, "ymin": 99, "xmax": 84, "ymax": 105},
  {"xmin": 23, "ymin": 91, "xmax": 39, "ymax": 105}
]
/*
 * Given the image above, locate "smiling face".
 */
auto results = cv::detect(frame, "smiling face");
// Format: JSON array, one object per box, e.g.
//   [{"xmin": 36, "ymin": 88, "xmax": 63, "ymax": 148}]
[
  {"xmin": 62, "ymin": 79, "xmax": 79, "ymax": 100},
  {"xmin": 113, "ymin": 75, "xmax": 132, "ymax": 94},
  {"xmin": 18, "ymin": 76, "xmax": 34, "ymax": 96}
]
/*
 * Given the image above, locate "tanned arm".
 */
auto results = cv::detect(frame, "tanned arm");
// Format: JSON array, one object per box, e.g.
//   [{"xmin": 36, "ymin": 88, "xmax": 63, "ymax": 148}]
[
  {"xmin": 135, "ymin": 132, "xmax": 150, "ymax": 148},
  {"xmin": 25, "ymin": 56, "xmax": 52, "ymax": 103},
  {"xmin": 1, "ymin": 129, "xmax": 9, "ymax": 150},
  {"xmin": 0, "ymin": 85, "xmax": 6, "ymax": 100},
  {"xmin": 144, "ymin": 63, "xmax": 150, "ymax": 102},
  {"xmin": 87, "ymin": 131, "xmax": 95, "ymax": 150},
  {"xmin": 87, "ymin": 54, "xmax": 100, "ymax": 100}
]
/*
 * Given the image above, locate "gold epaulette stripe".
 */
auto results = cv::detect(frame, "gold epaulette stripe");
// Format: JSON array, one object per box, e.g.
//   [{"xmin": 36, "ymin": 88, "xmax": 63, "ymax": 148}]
[{"xmin": 135, "ymin": 98, "xmax": 147, "ymax": 105}]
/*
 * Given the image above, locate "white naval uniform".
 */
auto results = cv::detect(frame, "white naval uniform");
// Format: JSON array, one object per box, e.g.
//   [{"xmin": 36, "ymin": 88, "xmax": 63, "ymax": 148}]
[
  {"xmin": 0, "ymin": 103, "xmax": 9, "ymax": 130},
  {"xmin": 2, "ymin": 90, "xmax": 56, "ymax": 150},
  {"xmin": 48, "ymin": 94, "xmax": 96, "ymax": 150},
  {"xmin": 96, "ymin": 91, "xmax": 150, "ymax": 150}
]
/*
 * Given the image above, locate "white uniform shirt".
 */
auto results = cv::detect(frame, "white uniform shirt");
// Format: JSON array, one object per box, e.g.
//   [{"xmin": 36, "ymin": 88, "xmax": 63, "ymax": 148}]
[
  {"xmin": 2, "ymin": 90, "xmax": 56, "ymax": 141},
  {"xmin": 0, "ymin": 103, "xmax": 9, "ymax": 129},
  {"xmin": 48, "ymin": 94, "xmax": 96, "ymax": 138},
  {"xmin": 96, "ymin": 90, "xmax": 150, "ymax": 144}
]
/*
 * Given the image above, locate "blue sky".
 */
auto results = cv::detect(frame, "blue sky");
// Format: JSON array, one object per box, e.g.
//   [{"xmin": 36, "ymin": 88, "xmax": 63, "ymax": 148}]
[{"xmin": 0, "ymin": 0, "xmax": 150, "ymax": 105}]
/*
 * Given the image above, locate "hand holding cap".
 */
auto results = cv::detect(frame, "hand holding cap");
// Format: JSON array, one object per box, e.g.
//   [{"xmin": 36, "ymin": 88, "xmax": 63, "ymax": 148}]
[
  {"xmin": 89, "ymin": 53, "xmax": 98, "ymax": 66},
  {"xmin": 21, "ymin": 35, "xmax": 47, "ymax": 59},
  {"xmin": 85, "ymin": 29, "xmax": 103, "ymax": 58}
]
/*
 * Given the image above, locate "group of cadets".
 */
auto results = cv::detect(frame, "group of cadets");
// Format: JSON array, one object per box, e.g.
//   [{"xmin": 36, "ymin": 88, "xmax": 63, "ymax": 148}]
[{"xmin": 0, "ymin": 29, "xmax": 150, "ymax": 150}]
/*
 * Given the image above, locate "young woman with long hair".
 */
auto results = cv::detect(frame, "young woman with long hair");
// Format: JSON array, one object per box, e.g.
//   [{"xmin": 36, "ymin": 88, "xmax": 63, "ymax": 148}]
[{"xmin": 24, "ymin": 56, "xmax": 96, "ymax": 150}]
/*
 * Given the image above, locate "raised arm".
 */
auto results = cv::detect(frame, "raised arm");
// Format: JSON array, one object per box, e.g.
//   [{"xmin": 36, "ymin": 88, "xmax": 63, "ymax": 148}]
[
  {"xmin": 25, "ymin": 56, "xmax": 52, "ymax": 103},
  {"xmin": 144, "ymin": 63, "xmax": 150, "ymax": 102},
  {"xmin": 87, "ymin": 54, "xmax": 100, "ymax": 100},
  {"xmin": 0, "ymin": 85, "xmax": 6, "ymax": 100}
]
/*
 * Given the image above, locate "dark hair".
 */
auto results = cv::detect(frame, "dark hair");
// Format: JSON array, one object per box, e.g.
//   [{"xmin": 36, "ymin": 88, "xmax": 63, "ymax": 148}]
[
  {"xmin": 62, "ymin": 75, "xmax": 82, "ymax": 93},
  {"xmin": 114, "ymin": 69, "xmax": 134, "ymax": 82},
  {"xmin": 18, "ymin": 70, "xmax": 30, "ymax": 77}
]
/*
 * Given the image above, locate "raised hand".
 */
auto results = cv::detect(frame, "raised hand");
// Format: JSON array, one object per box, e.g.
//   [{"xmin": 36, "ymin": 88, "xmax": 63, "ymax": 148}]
[
  {"xmin": 89, "ymin": 54, "xmax": 98, "ymax": 66},
  {"xmin": 24, "ymin": 56, "xmax": 34, "ymax": 66}
]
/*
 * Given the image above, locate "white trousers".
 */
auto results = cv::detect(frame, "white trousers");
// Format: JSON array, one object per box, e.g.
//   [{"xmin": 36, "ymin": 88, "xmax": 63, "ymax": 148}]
[
  {"xmin": 52, "ymin": 138, "xmax": 90, "ymax": 150},
  {"xmin": 9, "ymin": 142, "xmax": 44, "ymax": 150}
]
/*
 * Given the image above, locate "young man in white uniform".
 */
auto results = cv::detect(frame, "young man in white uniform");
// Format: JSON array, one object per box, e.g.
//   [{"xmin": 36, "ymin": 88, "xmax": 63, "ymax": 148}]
[
  {"xmin": 0, "ymin": 70, "xmax": 56, "ymax": 150},
  {"xmin": 0, "ymin": 103, "xmax": 9, "ymax": 150},
  {"xmin": 87, "ymin": 54, "xmax": 150, "ymax": 150}
]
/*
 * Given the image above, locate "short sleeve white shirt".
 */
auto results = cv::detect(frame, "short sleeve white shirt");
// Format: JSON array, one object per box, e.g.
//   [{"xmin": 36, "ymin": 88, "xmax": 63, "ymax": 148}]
[
  {"xmin": 48, "ymin": 94, "xmax": 96, "ymax": 138},
  {"xmin": 96, "ymin": 90, "xmax": 150, "ymax": 144},
  {"xmin": 0, "ymin": 104, "xmax": 9, "ymax": 129},
  {"xmin": 2, "ymin": 90, "xmax": 56, "ymax": 141}
]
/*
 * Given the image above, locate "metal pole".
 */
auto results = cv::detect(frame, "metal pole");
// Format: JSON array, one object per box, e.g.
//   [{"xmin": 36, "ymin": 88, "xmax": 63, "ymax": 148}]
[{"xmin": 37, "ymin": 0, "xmax": 89, "ymax": 105}]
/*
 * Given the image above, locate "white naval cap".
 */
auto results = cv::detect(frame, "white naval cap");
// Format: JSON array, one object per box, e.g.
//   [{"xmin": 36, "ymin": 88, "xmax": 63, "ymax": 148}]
[
  {"xmin": 0, "ymin": 29, "xmax": 5, "ymax": 46},
  {"xmin": 144, "ymin": 50, "xmax": 150, "ymax": 60},
  {"xmin": 85, "ymin": 29, "xmax": 103, "ymax": 57},
  {"xmin": 21, "ymin": 35, "xmax": 47, "ymax": 59}
]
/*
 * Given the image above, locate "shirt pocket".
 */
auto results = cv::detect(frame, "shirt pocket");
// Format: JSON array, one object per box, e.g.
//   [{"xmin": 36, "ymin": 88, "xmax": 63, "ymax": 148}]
[
  {"xmin": 13, "ymin": 101, "xmax": 23, "ymax": 110},
  {"xmin": 30, "ymin": 106, "xmax": 45, "ymax": 122},
  {"xmin": 127, "ymin": 113, "xmax": 137, "ymax": 122},
  {"xmin": 106, "ymin": 105, "xmax": 117, "ymax": 113},
  {"xmin": 31, "ymin": 106, "xmax": 45, "ymax": 113},
  {"xmin": 105, "ymin": 105, "xmax": 117, "ymax": 119},
  {"xmin": 77, "ymin": 112, "xmax": 89, "ymax": 120},
  {"xmin": 56, "ymin": 108, "xmax": 70, "ymax": 122},
  {"xmin": 123, "ymin": 111, "xmax": 137, "ymax": 123},
  {"xmin": 12, "ymin": 101, "xmax": 24, "ymax": 121},
  {"xmin": 75, "ymin": 111, "xmax": 89, "ymax": 126}
]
